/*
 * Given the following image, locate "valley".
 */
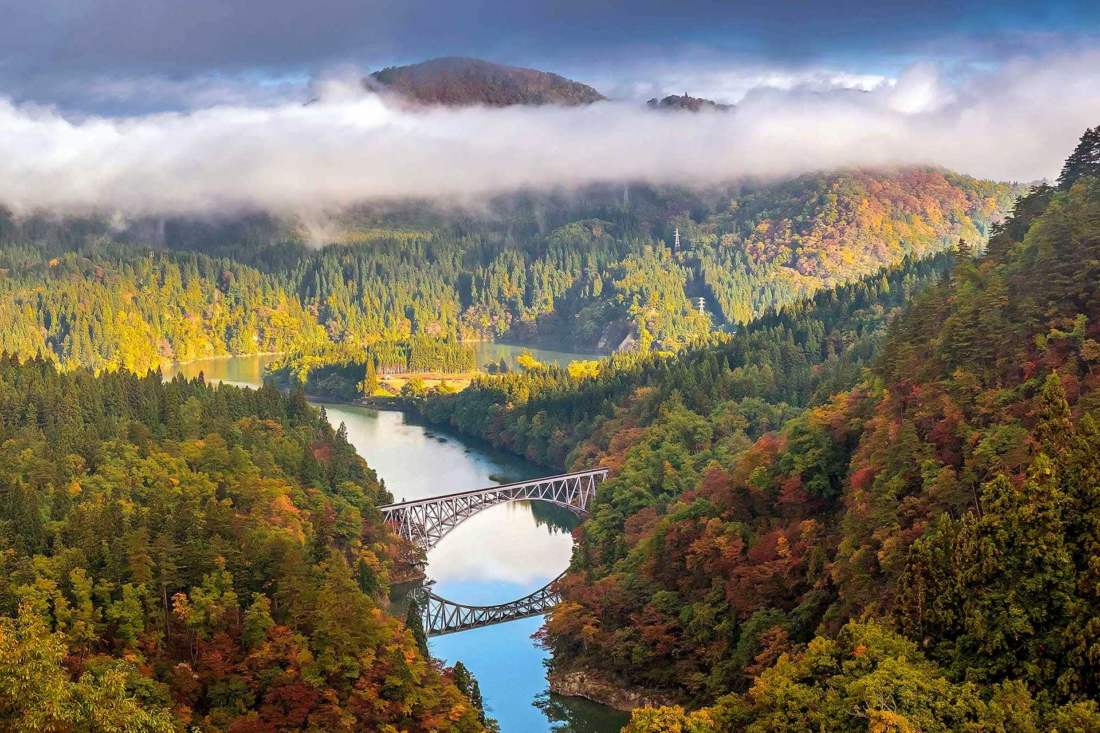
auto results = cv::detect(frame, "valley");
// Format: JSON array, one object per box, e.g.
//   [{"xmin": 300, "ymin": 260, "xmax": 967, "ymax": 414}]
[
  {"xmin": 2, "ymin": 10, "xmax": 1099, "ymax": 729},
  {"xmin": 166, "ymin": 355, "xmax": 628, "ymax": 732}
]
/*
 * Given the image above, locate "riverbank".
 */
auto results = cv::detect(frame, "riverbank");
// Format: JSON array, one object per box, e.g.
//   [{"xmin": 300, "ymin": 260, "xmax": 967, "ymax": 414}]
[
  {"xmin": 305, "ymin": 387, "xmax": 424, "ymax": 411},
  {"xmin": 161, "ymin": 351, "xmax": 282, "ymax": 374},
  {"xmin": 548, "ymin": 668, "xmax": 678, "ymax": 712},
  {"xmin": 376, "ymin": 370, "xmax": 477, "ymax": 394}
]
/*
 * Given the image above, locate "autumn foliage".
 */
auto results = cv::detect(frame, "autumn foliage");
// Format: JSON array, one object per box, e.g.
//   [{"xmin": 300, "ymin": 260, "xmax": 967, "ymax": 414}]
[
  {"xmin": 0, "ymin": 367, "xmax": 487, "ymax": 732},
  {"xmin": 585, "ymin": 135, "xmax": 1100, "ymax": 731},
  {"xmin": 425, "ymin": 130, "xmax": 1100, "ymax": 730}
]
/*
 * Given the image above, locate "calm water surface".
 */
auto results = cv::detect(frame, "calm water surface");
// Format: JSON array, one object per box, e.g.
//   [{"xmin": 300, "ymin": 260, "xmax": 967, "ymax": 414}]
[
  {"xmin": 473, "ymin": 342, "xmax": 601, "ymax": 369},
  {"xmin": 165, "ymin": 355, "xmax": 628, "ymax": 733}
]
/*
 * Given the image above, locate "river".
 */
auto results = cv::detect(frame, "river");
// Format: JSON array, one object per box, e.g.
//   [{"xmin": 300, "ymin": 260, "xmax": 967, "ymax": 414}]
[{"xmin": 165, "ymin": 354, "xmax": 628, "ymax": 733}]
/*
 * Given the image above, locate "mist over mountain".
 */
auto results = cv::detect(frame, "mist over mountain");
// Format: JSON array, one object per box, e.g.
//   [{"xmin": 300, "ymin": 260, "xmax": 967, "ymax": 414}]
[
  {"xmin": 2, "ymin": 3, "xmax": 1100, "ymax": 733},
  {"xmin": 1, "ymin": 49, "xmax": 1099, "ymax": 217},
  {"xmin": 646, "ymin": 93, "xmax": 732, "ymax": 112},
  {"xmin": 367, "ymin": 57, "xmax": 606, "ymax": 107}
]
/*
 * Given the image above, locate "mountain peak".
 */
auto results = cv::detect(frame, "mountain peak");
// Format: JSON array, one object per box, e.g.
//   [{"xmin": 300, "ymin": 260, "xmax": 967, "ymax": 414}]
[
  {"xmin": 367, "ymin": 57, "xmax": 606, "ymax": 107},
  {"xmin": 646, "ymin": 93, "xmax": 732, "ymax": 112}
]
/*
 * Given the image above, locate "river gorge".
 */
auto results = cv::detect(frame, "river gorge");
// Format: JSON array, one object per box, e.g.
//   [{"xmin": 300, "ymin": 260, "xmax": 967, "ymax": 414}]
[{"xmin": 166, "ymin": 355, "xmax": 628, "ymax": 733}]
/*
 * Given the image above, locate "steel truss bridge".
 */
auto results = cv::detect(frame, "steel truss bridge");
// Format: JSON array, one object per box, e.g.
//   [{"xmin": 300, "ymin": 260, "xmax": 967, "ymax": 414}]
[
  {"xmin": 379, "ymin": 468, "xmax": 608, "ymax": 551},
  {"xmin": 379, "ymin": 469, "xmax": 608, "ymax": 636},
  {"xmin": 418, "ymin": 572, "xmax": 565, "ymax": 636}
]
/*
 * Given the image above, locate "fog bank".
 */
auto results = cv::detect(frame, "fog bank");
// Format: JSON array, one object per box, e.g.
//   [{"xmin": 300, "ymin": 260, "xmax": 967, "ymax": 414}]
[{"xmin": 2, "ymin": 50, "xmax": 1098, "ymax": 216}]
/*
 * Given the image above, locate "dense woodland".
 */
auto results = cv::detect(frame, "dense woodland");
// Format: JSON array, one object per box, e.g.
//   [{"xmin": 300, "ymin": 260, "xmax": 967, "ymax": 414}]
[
  {"xmin": 267, "ymin": 337, "xmax": 477, "ymax": 401},
  {"xmin": 424, "ymin": 127, "xmax": 1100, "ymax": 730},
  {"xmin": 0, "ymin": 150, "xmax": 1070, "ymax": 733},
  {"xmin": 0, "ymin": 169, "xmax": 1015, "ymax": 382},
  {"xmin": 0, "ymin": 362, "xmax": 491, "ymax": 731},
  {"xmin": 422, "ymin": 250, "xmax": 956, "ymax": 467}
]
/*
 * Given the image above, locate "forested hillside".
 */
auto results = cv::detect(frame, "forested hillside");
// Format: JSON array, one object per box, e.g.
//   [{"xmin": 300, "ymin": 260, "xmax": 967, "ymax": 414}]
[
  {"xmin": 0, "ymin": 360, "xmax": 489, "ymax": 731},
  {"xmin": 422, "ymin": 251, "xmax": 955, "ymax": 467},
  {"xmin": 0, "ymin": 246, "xmax": 324, "ymax": 374},
  {"xmin": 0, "ymin": 169, "xmax": 1016, "ymax": 378},
  {"xmin": 368, "ymin": 57, "xmax": 606, "ymax": 107},
  {"xmin": 501, "ymin": 130, "xmax": 1097, "ymax": 730}
]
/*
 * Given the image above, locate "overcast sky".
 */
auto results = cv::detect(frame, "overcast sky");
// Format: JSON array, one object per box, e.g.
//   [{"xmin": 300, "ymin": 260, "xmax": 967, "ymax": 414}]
[
  {"xmin": 0, "ymin": 1, "xmax": 1098, "ymax": 215},
  {"xmin": 2, "ymin": 0, "xmax": 1097, "ymax": 113}
]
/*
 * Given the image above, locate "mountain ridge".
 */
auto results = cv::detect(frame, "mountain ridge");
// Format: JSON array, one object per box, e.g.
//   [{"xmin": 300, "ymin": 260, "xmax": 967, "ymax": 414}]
[{"xmin": 367, "ymin": 56, "xmax": 606, "ymax": 107}]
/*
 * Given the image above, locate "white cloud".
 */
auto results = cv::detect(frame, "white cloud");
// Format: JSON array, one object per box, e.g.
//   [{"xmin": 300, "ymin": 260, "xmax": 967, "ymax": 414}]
[
  {"xmin": 1, "ymin": 49, "xmax": 1098, "ymax": 216},
  {"xmin": 594, "ymin": 60, "xmax": 888, "ymax": 105},
  {"xmin": 885, "ymin": 63, "xmax": 951, "ymax": 114},
  {"xmin": 426, "ymin": 503, "xmax": 574, "ymax": 587}
]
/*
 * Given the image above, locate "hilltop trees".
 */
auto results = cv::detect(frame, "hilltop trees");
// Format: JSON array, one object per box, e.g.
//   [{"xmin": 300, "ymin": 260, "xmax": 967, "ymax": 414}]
[
  {"xmin": 419, "ymin": 128, "xmax": 1100, "ymax": 731},
  {"xmin": 626, "ymin": 623, "xmax": 1100, "ymax": 732},
  {"xmin": 554, "ymin": 138, "xmax": 1100, "ymax": 730},
  {"xmin": 0, "ymin": 600, "xmax": 175, "ymax": 733},
  {"xmin": 1058, "ymin": 124, "xmax": 1100, "ymax": 189},
  {"xmin": 423, "ymin": 251, "xmax": 954, "ymax": 468},
  {"xmin": 0, "ymin": 171, "xmax": 1017, "ymax": 377}
]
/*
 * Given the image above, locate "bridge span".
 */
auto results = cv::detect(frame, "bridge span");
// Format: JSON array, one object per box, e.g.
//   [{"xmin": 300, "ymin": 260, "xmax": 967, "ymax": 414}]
[
  {"xmin": 381, "ymin": 468, "xmax": 608, "ymax": 635},
  {"xmin": 379, "ymin": 468, "xmax": 608, "ymax": 551},
  {"xmin": 420, "ymin": 573, "xmax": 564, "ymax": 637}
]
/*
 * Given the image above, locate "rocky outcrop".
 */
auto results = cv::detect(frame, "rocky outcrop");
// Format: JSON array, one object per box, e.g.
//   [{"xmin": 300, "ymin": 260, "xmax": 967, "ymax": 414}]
[{"xmin": 548, "ymin": 668, "xmax": 678, "ymax": 711}]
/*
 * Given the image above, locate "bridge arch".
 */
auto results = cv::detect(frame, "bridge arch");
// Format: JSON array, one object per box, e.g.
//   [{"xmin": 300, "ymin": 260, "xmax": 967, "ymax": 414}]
[
  {"xmin": 381, "ymin": 469, "xmax": 608, "ymax": 635},
  {"xmin": 419, "ymin": 573, "xmax": 564, "ymax": 637},
  {"xmin": 379, "ymin": 469, "xmax": 607, "ymax": 551}
]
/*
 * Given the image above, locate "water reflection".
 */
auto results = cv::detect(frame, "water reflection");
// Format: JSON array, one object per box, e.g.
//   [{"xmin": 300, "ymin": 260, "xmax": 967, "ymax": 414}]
[
  {"xmin": 163, "ymin": 353, "xmax": 280, "ymax": 385},
  {"xmin": 164, "ymin": 344, "xmax": 599, "ymax": 384},
  {"xmin": 428, "ymin": 503, "xmax": 576, "ymax": 594},
  {"xmin": 537, "ymin": 693, "xmax": 630, "ymax": 733},
  {"xmin": 318, "ymin": 404, "xmax": 537, "ymax": 500},
  {"xmin": 473, "ymin": 342, "xmax": 601, "ymax": 370}
]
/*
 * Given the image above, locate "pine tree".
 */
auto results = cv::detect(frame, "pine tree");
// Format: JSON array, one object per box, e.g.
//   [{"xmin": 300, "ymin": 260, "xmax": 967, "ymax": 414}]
[
  {"xmin": 1057, "ymin": 125, "xmax": 1100, "ymax": 190},
  {"xmin": 452, "ymin": 661, "xmax": 490, "ymax": 726},
  {"xmin": 955, "ymin": 237, "xmax": 972, "ymax": 260},
  {"xmin": 405, "ymin": 597, "xmax": 430, "ymax": 659}
]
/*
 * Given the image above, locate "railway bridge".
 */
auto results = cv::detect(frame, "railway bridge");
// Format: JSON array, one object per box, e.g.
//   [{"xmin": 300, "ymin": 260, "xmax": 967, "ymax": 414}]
[
  {"xmin": 379, "ymin": 469, "xmax": 607, "ymax": 636},
  {"xmin": 379, "ymin": 468, "xmax": 607, "ymax": 551}
]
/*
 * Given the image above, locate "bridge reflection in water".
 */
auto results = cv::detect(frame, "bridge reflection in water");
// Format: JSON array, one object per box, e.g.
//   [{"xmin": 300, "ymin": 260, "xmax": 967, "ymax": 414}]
[
  {"xmin": 418, "ymin": 572, "xmax": 564, "ymax": 637},
  {"xmin": 379, "ymin": 469, "xmax": 608, "ymax": 636}
]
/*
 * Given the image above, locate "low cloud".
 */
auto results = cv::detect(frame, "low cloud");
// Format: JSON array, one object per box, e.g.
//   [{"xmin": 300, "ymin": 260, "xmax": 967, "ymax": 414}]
[
  {"xmin": 586, "ymin": 56, "xmax": 889, "ymax": 106},
  {"xmin": 1, "ymin": 49, "xmax": 1099, "ymax": 217}
]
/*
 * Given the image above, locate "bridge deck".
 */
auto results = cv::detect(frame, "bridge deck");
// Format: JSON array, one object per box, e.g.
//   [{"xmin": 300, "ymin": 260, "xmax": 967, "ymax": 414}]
[{"xmin": 378, "ymin": 468, "xmax": 609, "ymax": 510}]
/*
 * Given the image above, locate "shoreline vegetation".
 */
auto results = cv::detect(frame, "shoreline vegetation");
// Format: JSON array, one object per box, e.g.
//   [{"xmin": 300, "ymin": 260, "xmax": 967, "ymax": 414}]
[
  {"xmin": 0, "ymin": 171, "xmax": 1018, "ymax": 381},
  {"xmin": 160, "ymin": 351, "xmax": 709, "ymax": 716},
  {"xmin": 266, "ymin": 341, "xmax": 609, "ymax": 405},
  {"xmin": 0, "ymin": 355, "xmax": 492, "ymax": 731}
]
